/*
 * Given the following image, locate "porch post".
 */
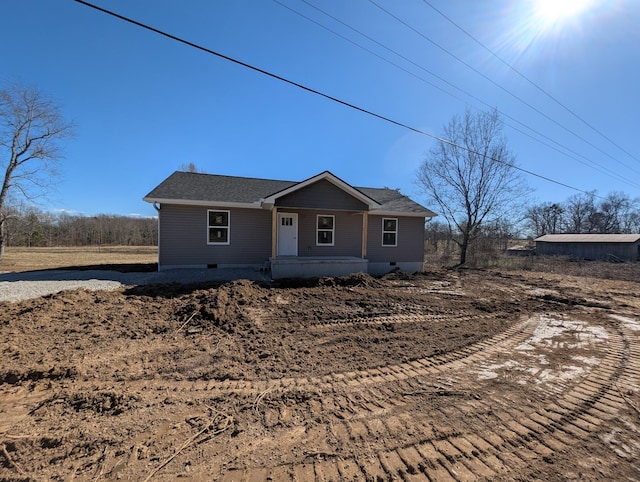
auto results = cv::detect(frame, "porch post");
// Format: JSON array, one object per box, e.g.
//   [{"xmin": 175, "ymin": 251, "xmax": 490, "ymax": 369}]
[
  {"xmin": 361, "ymin": 211, "xmax": 368, "ymax": 258},
  {"xmin": 271, "ymin": 207, "xmax": 278, "ymax": 259}
]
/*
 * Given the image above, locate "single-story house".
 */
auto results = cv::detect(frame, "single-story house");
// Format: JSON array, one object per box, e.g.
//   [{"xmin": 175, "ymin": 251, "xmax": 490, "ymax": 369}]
[
  {"xmin": 534, "ymin": 234, "xmax": 640, "ymax": 262},
  {"xmin": 143, "ymin": 170, "xmax": 436, "ymax": 278}
]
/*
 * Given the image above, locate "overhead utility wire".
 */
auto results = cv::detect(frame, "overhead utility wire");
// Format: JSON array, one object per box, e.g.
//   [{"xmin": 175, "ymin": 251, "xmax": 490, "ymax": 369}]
[
  {"xmin": 273, "ymin": 0, "xmax": 470, "ymax": 105},
  {"xmin": 286, "ymin": 0, "xmax": 640, "ymax": 190},
  {"xmin": 74, "ymin": 0, "xmax": 595, "ymax": 196},
  {"xmin": 368, "ymin": 0, "xmax": 640, "ymax": 177},
  {"xmin": 422, "ymin": 0, "xmax": 640, "ymax": 165}
]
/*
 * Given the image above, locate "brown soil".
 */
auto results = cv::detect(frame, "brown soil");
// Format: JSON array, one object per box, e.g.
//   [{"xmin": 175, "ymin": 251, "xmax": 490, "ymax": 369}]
[{"xmin": 1, "ymin": 267, "xmax": 639, "ymax": 481}]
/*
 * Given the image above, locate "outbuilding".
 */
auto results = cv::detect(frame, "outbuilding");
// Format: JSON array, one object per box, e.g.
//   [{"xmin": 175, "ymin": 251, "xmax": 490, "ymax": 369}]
[{"xmin": 534, "ymin": 234, "xmax": 640, "ymax": 262}]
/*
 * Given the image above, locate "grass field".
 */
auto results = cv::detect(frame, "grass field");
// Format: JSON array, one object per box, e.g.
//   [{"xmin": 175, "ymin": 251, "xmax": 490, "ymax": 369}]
[
  {"xmin": 0, "ymin": 246, "xmax": 157, "ymax": 272},
  {"xmin": 498, "ymin": 253, "xmax": 640, "ymax": 283},
  {"xmin": 1, "ymin": 245, "xmax": 637, "ymax": 282}
]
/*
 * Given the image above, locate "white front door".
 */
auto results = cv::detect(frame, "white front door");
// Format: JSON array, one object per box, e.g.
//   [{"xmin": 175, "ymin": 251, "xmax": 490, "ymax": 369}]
[{"xmin": 277, "ymin": 213, "xmax": 298, "ymax": 256}]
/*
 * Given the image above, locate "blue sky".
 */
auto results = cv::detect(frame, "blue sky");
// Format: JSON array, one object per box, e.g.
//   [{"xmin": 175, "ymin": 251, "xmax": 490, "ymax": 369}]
[{"xmin": 2, "ymin": 0, "xmax": 639, "ymax": 218}]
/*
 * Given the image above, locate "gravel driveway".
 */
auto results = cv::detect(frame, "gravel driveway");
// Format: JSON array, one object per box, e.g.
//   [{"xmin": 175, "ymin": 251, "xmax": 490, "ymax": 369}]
[{"xmin": 0, "ymin": 267, "xmax": 271, "ymax": 302}]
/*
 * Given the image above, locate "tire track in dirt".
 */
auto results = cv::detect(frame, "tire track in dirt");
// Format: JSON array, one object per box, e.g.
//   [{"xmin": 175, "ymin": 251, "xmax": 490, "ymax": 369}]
[
  {"xmin": 214, "ymin": 312, "xmax": 639, "ymax": 481},
  {"xmin": 115, "ymin": 314, "xmax": 535, "ymax": 398},
  {"xmin": 309, "ymin": 312, "xmax": 500, "ymax": 332},
  {"xmin": 19, "ymin": 307, "xmax": 634, "ymax": 481}
]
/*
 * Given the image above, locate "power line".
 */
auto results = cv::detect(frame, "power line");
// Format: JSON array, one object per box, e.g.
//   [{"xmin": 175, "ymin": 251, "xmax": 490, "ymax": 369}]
[
  {"xmin": 280, "ymin": 0, "xmax": 640, "ymax": 191},
  {"xmin": 421, "ymin": 0, "xmax": 640, "ymax": 165},
  {"xmin": 273, "ymin": 0, "xmax": 471, "ymax": 105},
  {"xmin": 73, "ymin": 0, "xmax": 599, "ymax": 197},
  {"xmin": 367, "ymin": 0, "xmax": 640, "ymax": 178}
]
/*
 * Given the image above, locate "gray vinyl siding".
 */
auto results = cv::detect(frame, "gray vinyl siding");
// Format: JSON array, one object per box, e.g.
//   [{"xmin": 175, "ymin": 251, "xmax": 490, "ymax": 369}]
[
  {"xmin": 536, "ymin": 241, "xmax": 640, "ymax": 261},
  {"xmin": 157, "ymin": 205, "xmax": 426, "ymax": 269},
  {"xmin": 367, "ymin": 215, "xmax": 425, "ymax": 263},
  {"xmin": 158, "ymin": 204, "xmax": 271, "ymax": 267},
  {"xmin": 282, "ymin": 209, "xmax": 364, "ymax": 257},
  {"xmin": 276, "ymin": 180, "xmax": 368, "ymax": 211}
]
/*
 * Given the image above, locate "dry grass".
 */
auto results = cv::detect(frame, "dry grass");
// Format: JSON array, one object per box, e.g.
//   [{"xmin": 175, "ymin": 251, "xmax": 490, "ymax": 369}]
[
  {"xmin": 498, "ymin": 255, "xmax": 640, "ymax": 283},
  {"xmin": 0, "ymin": 246, "xmax": 157, "ymax": 273},
  {"xmin": 425, "ymin": 249, "xmax": 640, "ymax": 284}
]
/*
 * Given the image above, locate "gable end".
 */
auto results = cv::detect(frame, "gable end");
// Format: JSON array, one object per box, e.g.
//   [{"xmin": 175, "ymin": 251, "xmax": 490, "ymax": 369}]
[{"xmin": 276, "ymin": 179, "xmax": 369, "ymax": 211}]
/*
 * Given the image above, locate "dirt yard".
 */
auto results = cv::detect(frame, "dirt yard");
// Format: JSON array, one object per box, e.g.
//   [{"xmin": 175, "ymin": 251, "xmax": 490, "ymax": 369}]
[{"xmin": 1, "ymin": 256, "xmax": 639, "ymax": 480}]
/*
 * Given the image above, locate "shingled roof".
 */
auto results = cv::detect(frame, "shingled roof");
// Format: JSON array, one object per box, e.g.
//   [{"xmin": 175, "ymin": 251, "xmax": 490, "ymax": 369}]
[
  {"xmin": 144, "ymin": 171, "xmax": 436, "ymax": 217},
  {"xmin": 144, "ymin": 171, "xmax": 293, "ymax": 205}
]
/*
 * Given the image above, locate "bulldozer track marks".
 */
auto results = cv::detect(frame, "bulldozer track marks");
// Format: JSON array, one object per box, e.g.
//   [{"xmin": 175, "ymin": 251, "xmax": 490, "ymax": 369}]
[
  {"xmin": 211, "ymin": 312, "xmax": 640, "ymax": 481},
  {"xmin": 120, "ymin": 308, "xmax": 640, "ymax": 482},
  {"xmin": 133, "ymin": 315, "xmax": 535, "ymax": 397}
]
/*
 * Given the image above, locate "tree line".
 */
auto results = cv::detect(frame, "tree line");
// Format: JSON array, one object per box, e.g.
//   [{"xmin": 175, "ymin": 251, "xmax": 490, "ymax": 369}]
[
  {"xmin": 3, "ymin": 206, "xmax": 157, "ymax": 248},
  {"xmin": 525, "ymin": 191, "xmax": 640, "ymax": 237}
]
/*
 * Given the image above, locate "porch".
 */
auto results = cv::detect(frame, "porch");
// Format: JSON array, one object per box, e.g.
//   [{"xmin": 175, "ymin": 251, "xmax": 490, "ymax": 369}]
[{"xmin": 270, "ymin": 256, "xmax": 369, "ymax": 279}]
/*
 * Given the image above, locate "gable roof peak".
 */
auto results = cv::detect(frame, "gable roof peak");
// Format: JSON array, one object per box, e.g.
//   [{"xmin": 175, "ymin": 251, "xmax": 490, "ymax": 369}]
[{"xmin": 261, "ymin": 170, "xmax": 381, "ymax": 208}]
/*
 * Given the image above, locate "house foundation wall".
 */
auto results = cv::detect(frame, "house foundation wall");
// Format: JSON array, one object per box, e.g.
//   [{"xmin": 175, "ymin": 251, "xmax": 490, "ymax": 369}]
[
  {"xmin": 158, "ymin": 263, "xmax": 264, "ymax": 271},
  {"xmin": 270, "ymin": 257, "xmax": 368, "ymax": 279},
  {"xmin": 368, "ymin": 261, "xmax": 424, "ymax": 276}
]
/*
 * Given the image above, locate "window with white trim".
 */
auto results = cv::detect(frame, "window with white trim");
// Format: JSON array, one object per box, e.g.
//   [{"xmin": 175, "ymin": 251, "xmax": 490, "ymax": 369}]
[
  {"xmin": 382, "ymin": 218, "xmax": 398, "ymax": 246},
  {"xmin": 208, "ymin": 210, "xmax": 230, "ymax": 244},
  {"xmin": 316, "ymin": 215, "xmax": 335, "ymax": 246}
]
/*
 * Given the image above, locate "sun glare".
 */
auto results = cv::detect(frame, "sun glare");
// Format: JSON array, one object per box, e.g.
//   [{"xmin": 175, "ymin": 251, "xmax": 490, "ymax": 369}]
[
  {"xmin": 492, "ymin": 0, "xmax": 610, "ymax": 63},
  {"xmin": 535, "ymin": 0, "xmax": 593, "ymax": 22}
]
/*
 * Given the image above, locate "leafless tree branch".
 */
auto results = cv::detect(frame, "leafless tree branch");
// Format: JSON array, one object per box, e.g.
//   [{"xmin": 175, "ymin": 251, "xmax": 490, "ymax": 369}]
[
  {"xmin": 417, "ymin": 108, "xmax": 529, "ymax": 265},
  {"xmin": 0, "ymin": 81, "xmax": 74, "ymax": 256}
]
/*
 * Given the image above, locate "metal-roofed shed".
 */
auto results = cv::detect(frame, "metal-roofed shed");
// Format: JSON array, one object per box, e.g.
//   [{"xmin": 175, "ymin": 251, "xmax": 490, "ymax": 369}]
[{"xmin": 534, "ymin": 234, "xmax": 640, "ymax": 262}]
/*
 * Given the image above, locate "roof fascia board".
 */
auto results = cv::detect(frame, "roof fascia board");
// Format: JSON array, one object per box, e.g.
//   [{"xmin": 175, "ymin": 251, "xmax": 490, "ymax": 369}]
[
  {"xmin": 262, "ymin": 171, "xmax": 381, "ymax": 208},
  {"xmin": 370, "ymin": 210, "xmax": 435, "ymax": 218},
  {"xmin": 142, "ymin": 198, "xmax": 264, "ymax": 209}
]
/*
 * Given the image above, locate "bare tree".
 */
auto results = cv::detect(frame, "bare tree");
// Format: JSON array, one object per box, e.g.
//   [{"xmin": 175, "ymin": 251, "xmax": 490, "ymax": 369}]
[
  {"xmin": 619, "ymin": 195, "xmax": 640, "ymax": 233},
  {"xmin": 417, "ymin": 108, "xmax": 528, "ymax": 265},
  {"xmin": 595, "ymin": 191, "xmax": 632, "ymax": 234},
  {"xmin": 623, "ymin": 209, "xmax": 640, "ymax": 234},
  {"xmin": 0, "ymin": 81, "xmax": 74, "ymax": 256},
  {"xmin": 525, "ymin": 202, "xmax": 564, "ymax": 237},
  {"xmin": 179, "ymin": 162, "xmax": 205, "ymax": 173},
  {"xmin": 563, "ymin": 191, "xmax": 596, "ymax": 233}
]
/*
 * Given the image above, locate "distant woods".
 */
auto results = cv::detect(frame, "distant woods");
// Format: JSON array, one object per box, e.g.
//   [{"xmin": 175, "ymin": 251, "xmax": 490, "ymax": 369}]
[
  {"xmin": 3, "ymin": 207, "xmax": 157, "ymax": 248},
  {"xmin": 525, "ymin": 191, "xmax": 640, "ymax": 237},
  {"xmin": 424, "ymin": 190, "xmax": 640, "ymax": 267}
]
